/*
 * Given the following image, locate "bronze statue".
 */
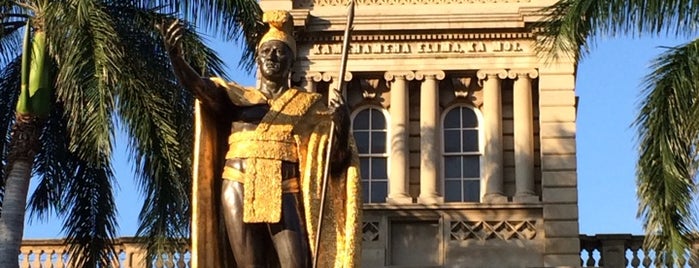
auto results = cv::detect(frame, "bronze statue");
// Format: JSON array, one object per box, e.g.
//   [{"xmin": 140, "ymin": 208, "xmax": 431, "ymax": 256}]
[{"xmin": 160, "ymin": 10, "xmax": 362, "ymax": 268}]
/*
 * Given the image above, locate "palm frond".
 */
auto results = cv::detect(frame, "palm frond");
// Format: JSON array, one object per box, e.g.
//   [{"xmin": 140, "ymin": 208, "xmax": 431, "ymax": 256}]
[
  {"xmin": 0, "ymin": 0, "xmax": 32, "ymax": 69},
  {"xmin": 534, "ymin": 0, "xmax": 699, "ymax": 62},
  {"xmin": 28, "ymin": 101, "xmax": 72, "ymax": 222},
  {"xmin": 45, "ymin": 0, "xmax": 120, "ymax": 165},
  {"xmin": 104, "ymin": 3, "xmax": 201, "ymax": 257},
  {"xmin": 0, "ymin": 20, "xmax": 25, "ymax": 67},
  {"xmin": 532, "ymin": 0, "xmax": 609, "ymax": 62},
  {"xmin": 135, "ymin": 0, "xmax": 264, "ymax": 71},
  {"xmin": 40, "ymin": 1, "xmax": 126, "ymax": 265},
  {"xmin": 628, "ymin": 0, "xmax": 699, "ymax": 36},
  {"xmin": 62, "ymin": 161, "xmax": 118, "ymax": 268},
  {"xmin": 0, "ymin": 56, "xmax": 20, "ymax": 210},
  {"xmin": 634, "ymin": 38, "xmax": 699, "ymax": 265}
]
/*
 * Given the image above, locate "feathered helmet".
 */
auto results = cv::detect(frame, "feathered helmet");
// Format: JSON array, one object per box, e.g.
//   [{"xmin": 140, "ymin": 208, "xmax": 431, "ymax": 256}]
[{"xmin": 259, "ymin": 10, "xmax": 296, "ymax": 57}]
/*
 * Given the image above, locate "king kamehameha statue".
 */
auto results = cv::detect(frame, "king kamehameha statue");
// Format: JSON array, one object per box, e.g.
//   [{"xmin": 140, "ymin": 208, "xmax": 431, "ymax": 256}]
[{"xmin": 160, "ymin": 10, "xmax": 361, "ymax": 268}]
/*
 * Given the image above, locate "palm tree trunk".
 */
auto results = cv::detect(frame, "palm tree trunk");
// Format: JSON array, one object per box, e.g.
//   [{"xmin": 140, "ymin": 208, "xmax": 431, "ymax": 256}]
[{"xmin": 0, "ymin": 115, "xmax": 41, "ymax": 268}]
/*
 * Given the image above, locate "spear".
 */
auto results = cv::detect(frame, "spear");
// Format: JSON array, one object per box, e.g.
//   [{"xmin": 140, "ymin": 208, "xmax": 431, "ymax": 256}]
[{"xmin": 313, "ymin": 0, "xmax": 355, "ymax": 267}]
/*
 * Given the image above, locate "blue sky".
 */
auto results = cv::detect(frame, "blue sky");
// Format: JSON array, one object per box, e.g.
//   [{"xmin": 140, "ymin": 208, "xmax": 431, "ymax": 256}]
[{"xmin": 22, "ymin": 34, "xmax": 692, "ymax": 238}]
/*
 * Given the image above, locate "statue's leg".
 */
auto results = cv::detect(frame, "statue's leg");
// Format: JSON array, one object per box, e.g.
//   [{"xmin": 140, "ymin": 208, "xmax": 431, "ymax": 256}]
[
  {"xmin": 221, "ymin": 179, "xmax": 269, "ymax": 268},
  {"xmin": 268, "ymin": 192, "xmax": 310, "ymax": 268}
]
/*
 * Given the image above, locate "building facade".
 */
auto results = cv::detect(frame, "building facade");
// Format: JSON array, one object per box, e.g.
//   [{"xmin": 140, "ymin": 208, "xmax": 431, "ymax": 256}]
[{"xmin": 259, "ymin": 0, "xmax": 580, "ymax": 266}]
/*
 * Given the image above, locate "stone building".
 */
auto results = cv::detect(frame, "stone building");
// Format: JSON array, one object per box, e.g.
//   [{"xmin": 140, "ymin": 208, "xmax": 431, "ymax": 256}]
[
  {"xmin": 17, "ymin": 0, "xmax": 583, "ymax": 267},
  {"xmin": 260, "ymin": 0, "xmax": 580, "ymax": 266}
]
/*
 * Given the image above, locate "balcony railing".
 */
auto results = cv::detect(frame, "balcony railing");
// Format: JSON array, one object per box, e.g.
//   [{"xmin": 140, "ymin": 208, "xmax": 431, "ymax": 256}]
[
  {"xmin": 18, "ymin": 234, "xmax": 699, "ymax": 267},
  {"xmin": 580, "ymin": 234, "xmax": 699, "ymax": 267},
  {"xmin": 18, "ymin": 237, "xmax": 190, "ymax": 268}
]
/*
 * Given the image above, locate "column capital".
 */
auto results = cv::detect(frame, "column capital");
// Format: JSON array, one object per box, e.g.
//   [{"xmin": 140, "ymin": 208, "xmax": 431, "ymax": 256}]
[
  {"xmin": 291, "ymin": 71, "xmax": 323, "ymax": 83},
  {"xmin": 384, "ymin": 71, "xmax": 416, "ymax": 81},
  {"xmin": 507, "ymin": 69, "xmax": 539, "ymax": 79},
  {"xmin": 415, "ymin": 70, "xmax": 446, "ymax": 81},
  {"xmin": 476, "ymin": 69, "xmax": 508, "ymax": 80},
  {"xmin": 321, "ymin": 71, "xmax": 353, "ymax": 82}
]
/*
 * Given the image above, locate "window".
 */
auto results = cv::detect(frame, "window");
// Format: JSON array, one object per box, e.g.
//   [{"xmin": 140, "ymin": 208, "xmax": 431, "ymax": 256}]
[
  {"xmin": 352, "ymin": 107, "xmax": 388, "ymax": 203},
  {"xmin": 442, "ymin": 106, "xmax": 481, "ymax": 202}
]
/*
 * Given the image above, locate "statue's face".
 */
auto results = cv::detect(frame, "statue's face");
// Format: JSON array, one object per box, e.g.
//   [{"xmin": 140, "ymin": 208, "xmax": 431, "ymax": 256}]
[{"xmin": 257, "ymin": 40, "xmax": 293, "ymax": 82}]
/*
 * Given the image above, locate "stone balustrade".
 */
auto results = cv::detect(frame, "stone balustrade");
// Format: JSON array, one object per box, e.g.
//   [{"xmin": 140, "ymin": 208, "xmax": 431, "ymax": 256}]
[
  {"xmin": 18, "ymin": 237, "xmax": 190, "ymax": 268},
  {"xmin": 580, "ymin": 234, "xmax": 699, "ymax": 267},
  {"xmin": 21, "ymin": 234, "xmax": 699, "ymax": 267}
]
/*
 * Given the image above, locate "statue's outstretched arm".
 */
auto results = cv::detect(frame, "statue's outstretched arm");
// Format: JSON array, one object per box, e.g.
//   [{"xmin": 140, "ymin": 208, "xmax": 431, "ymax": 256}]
[{"xmin": 159, "ymin": 20, "xmax": 228, "ymax": 114}]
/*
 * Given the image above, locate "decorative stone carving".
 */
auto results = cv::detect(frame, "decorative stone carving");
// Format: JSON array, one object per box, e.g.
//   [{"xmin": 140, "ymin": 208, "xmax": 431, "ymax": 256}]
[
  {"xmin": 308, "ymin": 71, "xmax": 324, "ymax": 82},
  {"xmin": 291, "ymin": 71, "xmax": 322, "ymax": 82},
  {"xmin": 414, "ymin": 70, "xmax": 446, "ymax": 81},
  {"xmin": 360, "ymin": 78, "xmax": 381, "ymax": 100},
  {"xmin": 450, "ymin": 220, "xmax": 537, "ymax": 241},
  {"xmin": 384, "ymin": 70, "xmax": 416, "ymax": 82},
  {"xmin": 362, "ymin": 221, "xmax": 380, "ymax": 242},
  {"xmin": 452, "ymin": 77, "xmax": 470, "ymax": 98},
  {"xmin": 321, "ymin": 71, "xmax": 353, "ymax": 82},
  {"xmin": 507, "ymin": 69, "xmax": 539, "ymax": 80},
  {"xmin": 448, "ymin": 76, "xmax": 483, "ymax": 108},
  {"xmin": 476, "ymin": 69, "xmax": 508, "ymax": 82},
  {"xmin": 290, "ymin": 71, "xmax": 323, "ymax": 92}
]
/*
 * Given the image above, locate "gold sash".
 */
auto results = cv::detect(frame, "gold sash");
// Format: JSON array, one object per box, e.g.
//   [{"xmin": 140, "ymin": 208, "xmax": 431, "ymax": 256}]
[{"xmin": 224, "ymin": 88, "xmax": 321, "ymax": 223}]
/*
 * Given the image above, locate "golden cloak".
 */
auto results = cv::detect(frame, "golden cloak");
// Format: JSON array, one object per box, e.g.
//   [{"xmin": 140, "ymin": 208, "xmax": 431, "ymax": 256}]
[{"xmin": 190, "ymin": 81, "xmax": 362, "ymax": 268}]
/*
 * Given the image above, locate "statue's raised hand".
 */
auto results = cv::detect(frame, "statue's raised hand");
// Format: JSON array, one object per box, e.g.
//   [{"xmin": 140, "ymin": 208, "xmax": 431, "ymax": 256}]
[{"xmin": 156, "ymin": 19, "xmax": 184, "ymax": 57}]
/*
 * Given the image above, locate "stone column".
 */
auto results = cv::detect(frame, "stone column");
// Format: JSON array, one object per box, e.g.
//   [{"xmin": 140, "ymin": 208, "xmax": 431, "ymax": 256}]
[
  {"xmin": 510, "ymin": 69, "xmax": 540, "ymax": 203},
  {"xmin": 477, "ymin": 69, "xmax": 508, "ymax": 203},
  {"xmin": 384, "ymin": 71, "xmax": 415, "ymax": 204},
  {"xmin": 416, "ymin": 70, "xmax": 445, "ymax": 204}
]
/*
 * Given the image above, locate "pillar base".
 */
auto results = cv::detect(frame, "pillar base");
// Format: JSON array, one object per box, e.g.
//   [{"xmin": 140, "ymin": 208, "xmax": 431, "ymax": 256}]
[
  {"xmin": 418, "ymin": 195, "xmax": 444, "ymax": 204},
  {"xmin": 386, "ymin": 195, "xmax": 413, "ymax": 204},
  {"xmin": 483, "ymin": 193, "xmax": 508, "ymax": 203},
  {"xmin": 513, "ymin": 193, "xmax": 540, "ymax": 203}
]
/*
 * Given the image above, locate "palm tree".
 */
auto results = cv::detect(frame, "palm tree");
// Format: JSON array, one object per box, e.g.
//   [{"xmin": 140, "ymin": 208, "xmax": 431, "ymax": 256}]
[
  {"xmin": 0, "ymin": 0, "xmax": 262, "ymax": 267},
  {"xmin": 537, "ymin": 0, "xmax": 699, "ymax": 265}
]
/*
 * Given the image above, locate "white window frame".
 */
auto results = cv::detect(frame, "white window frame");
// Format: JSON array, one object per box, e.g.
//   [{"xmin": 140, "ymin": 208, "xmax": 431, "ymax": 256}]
[
  {"xmin": 351, "ymin": 105, "xmax": 391, "ymax": 203},
  {"xmin": 440, "ymin": 104, "xmax": 484, "ymax": 202}
]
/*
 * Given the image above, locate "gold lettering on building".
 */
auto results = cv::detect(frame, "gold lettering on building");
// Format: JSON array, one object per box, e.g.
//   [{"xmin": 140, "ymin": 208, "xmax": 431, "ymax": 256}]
[{"xmin": 311, "ymin": 41, "xmax": 527, "ymax": 55}]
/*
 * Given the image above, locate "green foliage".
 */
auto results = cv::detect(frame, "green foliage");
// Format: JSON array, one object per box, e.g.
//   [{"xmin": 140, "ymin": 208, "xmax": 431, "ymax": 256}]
[
  {"xmin": 133, "ymin": 0, "xmax": 265, "ymax": 70},
  {"xmin": 0, "ymin": 57, "xmax": 21, "ymax": 210},
  {"xmin": 635, "ymin": 40, "xmax": 699, "ymax": 265},
  {"xmin": 535, "ymin": 0, "xmax": 699, "ymax": 61},
  {"xmin": 0, "ymin": 0, "xmax": 260, "ymax": 266},
  {"xmin": 537, "ymin": 0, "xmax": 699, "ymax": 265}
]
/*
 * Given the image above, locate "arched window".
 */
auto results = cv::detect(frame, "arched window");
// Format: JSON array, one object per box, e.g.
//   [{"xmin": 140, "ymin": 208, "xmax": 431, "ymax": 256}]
[
  {"xmin": 352, "ymin": 107, "xmax": 389, "ymax": 203},
  {"xmin": 442, "ymin": 106, "xmax": 481, "ymax": 202}
]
